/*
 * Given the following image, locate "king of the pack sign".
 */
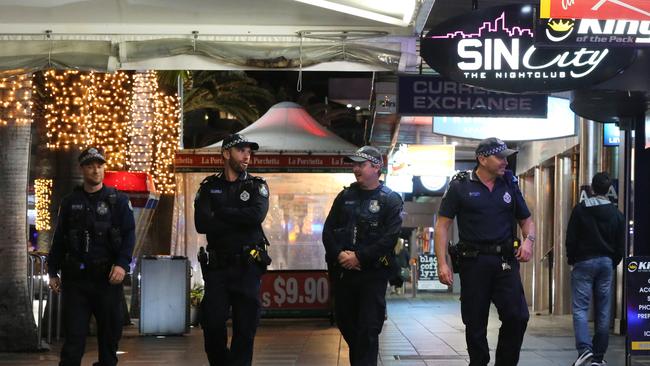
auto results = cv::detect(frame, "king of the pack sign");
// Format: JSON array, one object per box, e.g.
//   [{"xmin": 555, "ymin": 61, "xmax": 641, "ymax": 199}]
[{"xmin": 420, "ymin": 4, "xmax": 636, "ymax": 93}]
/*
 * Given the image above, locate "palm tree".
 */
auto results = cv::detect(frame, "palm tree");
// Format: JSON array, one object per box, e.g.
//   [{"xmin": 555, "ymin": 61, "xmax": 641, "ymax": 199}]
[{"xmin": 0, "ymin": 75, "xmax": 39, "ymax": 351}]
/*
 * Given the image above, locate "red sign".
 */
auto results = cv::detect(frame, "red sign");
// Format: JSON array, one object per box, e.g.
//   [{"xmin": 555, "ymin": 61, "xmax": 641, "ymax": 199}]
[
  {"xmin": 541, "ymin": 0, "xmax": 650, "ymax": 20},
  {"xmin": 260, "ymin": 270, "xmax": 330, "ymax": 315},
  {"xmin": 175, "ymin": 153, "xmax": 386, "ymax": 173}
]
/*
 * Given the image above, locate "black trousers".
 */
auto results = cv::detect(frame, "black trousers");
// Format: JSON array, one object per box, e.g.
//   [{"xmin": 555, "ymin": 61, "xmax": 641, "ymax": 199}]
[
  {"xmin": 333, "ymin": 270, "xmax": 388, "ymax": 366},
  {"xmin": 201, "ymin": 262, "xmax": 263, "ymax": 366},
  {"xmin": 459, "ymin": 255, "xmax": 529, "ymax": 366},
  {"xmin": 59, "ymin": 278, "xmax": 124, "ymax": 366}
]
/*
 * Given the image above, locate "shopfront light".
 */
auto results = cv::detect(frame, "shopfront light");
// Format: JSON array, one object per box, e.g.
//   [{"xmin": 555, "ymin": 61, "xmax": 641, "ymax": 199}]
[{"xmin": 293, "ymin": 0, "xmax": 416, "ymax": 26}]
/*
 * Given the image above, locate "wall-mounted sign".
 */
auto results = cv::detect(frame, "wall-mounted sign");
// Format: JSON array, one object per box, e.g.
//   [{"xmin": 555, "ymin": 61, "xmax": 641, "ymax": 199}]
[
  {"xmin": 398, "ymin": 75, "xmax": 548, "ymax": 117},
  {"xmin": 420, "ymin": 4, "xmax": 636, "ymax": 93},
  {"xmin": 626, "ymin": 256, "xmax": 650, "ymax": 355},
  {"xmin": 433, "ymin": 96, "xmax": 576, "ymax": 141},
  {"xmin": 536, "ymin": 18, "xmax": 650, "ymax": 48},
  {"xmin": 541, "ymin": 0, "xmax": 650, "ymax": 21},
  {"xmin": 603, "ymin": 123, "xmax": 620, "ymax": 146}
]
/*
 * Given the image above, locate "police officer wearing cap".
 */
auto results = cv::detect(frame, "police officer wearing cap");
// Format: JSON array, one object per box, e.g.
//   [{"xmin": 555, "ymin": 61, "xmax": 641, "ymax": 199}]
[
  {"xmin": 194, "ymin": 133, "xmax": 270, "ymax": 366},
  {"xmin": 323, "ymin": 146, "xmax": 403, "ymax": 366},
  {"xmin": 434, "ymin": 137, "xmax": 535, "ymax": 366},
  {"xmin": 48, "ymin": 147, "xmax": 135, "ymax": 366}
]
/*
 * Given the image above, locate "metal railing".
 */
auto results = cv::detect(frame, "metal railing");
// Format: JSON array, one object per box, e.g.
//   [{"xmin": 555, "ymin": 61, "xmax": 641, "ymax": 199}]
[{"xmin": 28, "ymin": 252, "xmax": 61, "ymax": 346}]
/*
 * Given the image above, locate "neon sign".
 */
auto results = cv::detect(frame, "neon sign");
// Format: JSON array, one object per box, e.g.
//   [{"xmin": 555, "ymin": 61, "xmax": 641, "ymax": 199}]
[{"xmin": 421, "ymin": 4, "xmax": 636, "ymax": 93}]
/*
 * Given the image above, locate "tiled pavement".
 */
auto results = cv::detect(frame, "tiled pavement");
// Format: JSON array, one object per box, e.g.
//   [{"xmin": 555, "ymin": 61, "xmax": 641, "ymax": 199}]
[{"xmin": 0, "ymin": 293, "xmax": 643, "ymax": 365}]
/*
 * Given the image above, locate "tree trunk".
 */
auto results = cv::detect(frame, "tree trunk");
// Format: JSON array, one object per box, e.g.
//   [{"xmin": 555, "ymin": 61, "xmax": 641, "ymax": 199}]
[{"xmin": 0, "ymin": 76, "xmax": 38, "ymax": 350}]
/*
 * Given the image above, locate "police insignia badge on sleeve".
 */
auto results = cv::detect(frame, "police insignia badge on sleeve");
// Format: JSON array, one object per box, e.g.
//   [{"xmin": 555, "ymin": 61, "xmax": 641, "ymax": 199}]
[
  {"xmin": 97, "ymin": 201, "xmax": 109, "ymax": 215},
  {"xmin": 503, "ymin": 192, "xmax": 512, "ymax": 204},
  {"xmin": 368, "ymin": 200, "xmax": 380, "ymax": 213},
  {"xmin": 240, "ymin": 190, "xmax": 250, "ymax": 201},
  {"xmin": 259, "ymin": 184, "xmax": 269, "ymax": 198}
]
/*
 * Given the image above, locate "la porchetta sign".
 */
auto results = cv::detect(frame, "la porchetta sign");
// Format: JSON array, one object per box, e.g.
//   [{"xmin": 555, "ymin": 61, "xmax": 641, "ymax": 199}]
[{"xmin": 420, "ymin": 4, "xmax": 636, "ymax": 93}]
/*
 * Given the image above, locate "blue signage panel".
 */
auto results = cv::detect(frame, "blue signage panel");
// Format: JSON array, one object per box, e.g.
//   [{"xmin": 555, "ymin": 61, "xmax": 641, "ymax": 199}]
[
  {"xmin": 626, "ymin": 256, "xmax": 650, "ymax": 355},
  {"xmin": 398, "ymin": 75, "xmax": 548, "ymax": 117},
  {"xmin": 603, "ymin": 123, "xmax": 620, "ymax": 146}
]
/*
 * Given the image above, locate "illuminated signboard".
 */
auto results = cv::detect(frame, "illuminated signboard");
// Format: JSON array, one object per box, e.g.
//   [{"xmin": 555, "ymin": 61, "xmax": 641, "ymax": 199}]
[
  {"xmin": 603, "ymin": 123, "xmax": 620, "ymax": 146},
  {"xmin": 540, "ymin": 0, "xmax": 650, "ymax": 21},
  {"xmin": 398, "ymin": 75, "xmax": 548, "ymax": 117},
  {"xmin": 536, "ymin": 18, "xmax": 650, "ymax": 48},
  {"xmin": 433, "ymin": 97, "xmax": 575, "ymax": 141},
  {"xmin": 626, "ymin": 256, "xmax": 650, "ymax": 355},
  {"xmin": 386, "ymin": 144, "xmax": 455, "ymax": 193},
  {"xmin": 420, "ymin": 4, "xmax": 636, "ymax": 93}
]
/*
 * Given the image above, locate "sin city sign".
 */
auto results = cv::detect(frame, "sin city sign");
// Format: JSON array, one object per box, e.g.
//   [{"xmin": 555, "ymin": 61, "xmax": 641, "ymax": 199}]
[{"xmin": 420, "ymin": 4, "xmax": 636, "ymax": 93}]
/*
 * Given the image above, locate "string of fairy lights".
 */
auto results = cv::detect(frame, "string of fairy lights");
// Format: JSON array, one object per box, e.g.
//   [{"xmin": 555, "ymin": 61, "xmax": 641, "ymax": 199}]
[
  {"xmin": 42, "ymin": 70, "xmax": 180, "ymax": 194},
  {"xmin": 87, "ymin": 71, "xmax": 132, "ymax": 170},
  {"xmin": 34, "ymin": 178, "xmax": 53, "ymax": 231},
  {"xmin": 0, "ymin": 74, "xmax": 33, "ymax": 126}
]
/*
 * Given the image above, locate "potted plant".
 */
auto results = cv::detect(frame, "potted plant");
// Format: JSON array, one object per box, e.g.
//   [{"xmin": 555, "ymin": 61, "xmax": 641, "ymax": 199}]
[{"xmin": 190, "ymin": 284, "xmax": 204, "ymax": 326}]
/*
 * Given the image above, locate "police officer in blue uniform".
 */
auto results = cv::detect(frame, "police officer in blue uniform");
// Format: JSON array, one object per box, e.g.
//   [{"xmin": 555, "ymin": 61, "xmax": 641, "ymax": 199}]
[
  {"xmin": 323, "ymin": 146, "xmax": 403, "ymax": 366},
  {"xmin": 434, "ymin": 137, "xmax": 535, "ymax": 366},
  {"xmin": 194, "ymin": 134, "xmax": 270, "ymax": 366},
  {"xmin": 48, "ymin": 147, "xmax": 136, "ymax": 366}
]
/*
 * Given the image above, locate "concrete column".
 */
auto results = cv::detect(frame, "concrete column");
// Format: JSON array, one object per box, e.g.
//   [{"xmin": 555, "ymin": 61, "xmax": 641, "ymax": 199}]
[{"xmin": 552, "ymin": 155, "xmax": 574, "ymax": 315}]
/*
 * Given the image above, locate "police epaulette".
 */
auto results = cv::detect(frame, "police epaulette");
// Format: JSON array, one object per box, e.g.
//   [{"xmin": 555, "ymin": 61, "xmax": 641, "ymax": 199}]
[
  {"xmin": 252, "ymin": 176, "xmax": 266, "ymax": 183},
  {"xmin": 452, "ymin": 170, "xmax": 470, "ymax": 182},
  {"xmin": 200, "ymin": 174, "xmax": 218, "ymax": 186}
]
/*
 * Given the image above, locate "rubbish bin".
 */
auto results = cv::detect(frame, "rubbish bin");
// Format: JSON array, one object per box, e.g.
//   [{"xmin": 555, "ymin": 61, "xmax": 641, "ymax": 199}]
[{"xmin": 139, "ymin": 255, "xmax": 190, "ymax": 335}]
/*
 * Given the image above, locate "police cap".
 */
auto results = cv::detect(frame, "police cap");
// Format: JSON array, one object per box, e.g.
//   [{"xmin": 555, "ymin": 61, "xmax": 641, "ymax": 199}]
[
  {"xmin": 221, "ymin": 133, "xmax": 259, "ymax": 151},
  {"xmin": 345, "ymin": 146, "xmax": 383, "ymax": 166},
  {"xmin": 78, "ymin": 147, "xmax": 106, "ymax": 165},
  {"xmin": 475, "ymin": 137, "xmax": 517, "ymax": 158}
]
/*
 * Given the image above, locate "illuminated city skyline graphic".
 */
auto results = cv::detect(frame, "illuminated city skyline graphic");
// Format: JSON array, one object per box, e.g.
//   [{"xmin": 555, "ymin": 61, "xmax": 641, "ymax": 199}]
[{"xmin": 428, "ymin": 12, "xmax": 534, "ymax": 39}]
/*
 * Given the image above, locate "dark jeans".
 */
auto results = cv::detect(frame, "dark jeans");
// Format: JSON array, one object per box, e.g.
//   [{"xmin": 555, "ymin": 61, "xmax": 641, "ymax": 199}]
[
  {"xmin": 201, "ymin": 262, "xmax": 263, "ymax": 366},
  {"xmin": 333, "ymin": 269, "xmax": 388, "ymax": 366},
  {"xmin": 459, "ymin": 255, "xmax": 529, "ymax": 366},
  {"xmin": 59, "ymin": 278, "xmax": 124, "ymax": 366},
  {"xmin": 571, "ymin": 256, "xmax": 613, "ymax": 362}
]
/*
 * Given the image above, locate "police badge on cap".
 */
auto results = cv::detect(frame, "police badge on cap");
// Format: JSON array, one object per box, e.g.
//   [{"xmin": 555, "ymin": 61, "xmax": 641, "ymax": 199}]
[{"xmin": 78, "ymin": 147, "xmax": 107, "ymax": 165}]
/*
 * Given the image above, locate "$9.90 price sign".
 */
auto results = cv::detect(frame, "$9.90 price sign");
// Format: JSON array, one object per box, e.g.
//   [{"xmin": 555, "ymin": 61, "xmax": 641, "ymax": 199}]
[{"xmin": 260, "ymin": 270, "xmax": 330, "ymax": 317}]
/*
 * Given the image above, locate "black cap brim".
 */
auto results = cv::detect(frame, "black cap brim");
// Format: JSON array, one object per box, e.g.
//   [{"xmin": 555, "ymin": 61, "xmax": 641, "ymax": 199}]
[
  {"xmin": 494, "ymin": 148, "xmax": 518, "ymax": 158},
  {"xmin": 344, "ymin": 155, "xmax": 367, "ymax": 163}
]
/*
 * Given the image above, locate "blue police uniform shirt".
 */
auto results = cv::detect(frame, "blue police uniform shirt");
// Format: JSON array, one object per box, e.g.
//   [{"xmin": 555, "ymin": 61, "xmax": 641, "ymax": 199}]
[{"xmin": 438, "ymin": 169, "xmax": 530, "ymax": 243}]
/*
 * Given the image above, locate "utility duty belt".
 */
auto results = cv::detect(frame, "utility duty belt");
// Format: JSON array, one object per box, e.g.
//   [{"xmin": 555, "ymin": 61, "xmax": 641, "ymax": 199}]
[
  {"xmin": 448, "ymin": 238, "xmax": 520, "ymax": 273},
  {"xmin": 61, "ymin": 255, "xmax": 113, "ymax": 282},
  {"xmin": 204, "ymin": 245, "xmax": 271, "ymax": 271}
]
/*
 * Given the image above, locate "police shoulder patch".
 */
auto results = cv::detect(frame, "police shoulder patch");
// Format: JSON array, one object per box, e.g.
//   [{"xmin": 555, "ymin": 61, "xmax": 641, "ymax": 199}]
[{"xmin": 259, "ymin": 183, "xmax": 269, "ymax": 198}]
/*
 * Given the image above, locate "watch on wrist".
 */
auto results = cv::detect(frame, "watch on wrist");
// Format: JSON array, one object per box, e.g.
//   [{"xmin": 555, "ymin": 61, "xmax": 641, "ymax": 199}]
[{"xmin": 526, "ymin": 234, "xmax": 536, "ymax": 243}]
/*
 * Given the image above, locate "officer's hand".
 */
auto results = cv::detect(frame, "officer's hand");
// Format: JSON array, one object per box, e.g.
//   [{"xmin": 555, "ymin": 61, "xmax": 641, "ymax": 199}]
[
  {"xmin": 49, "ymin": 276, "xmax": 62, "ymax": 294},
  {"xmin": 437, "ymin": 262, "xmax": 454, "ymax": 286},
  {"xmin": 339, "ymin": 251, "xmax": 361, "ymax": 271},
  {"xmin": 108, "ymin": 265, "xmax": 126, "ymax": 285},
  {"xmin": 516, "ymin": 240, "xmax": 534, "ymax": 262}
]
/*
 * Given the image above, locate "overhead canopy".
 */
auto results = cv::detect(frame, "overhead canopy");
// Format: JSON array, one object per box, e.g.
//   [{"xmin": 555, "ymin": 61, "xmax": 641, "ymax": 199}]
[
  {"xmin": 202, "ymin": 102, "xmax": 359, "ymax": 153},
  {"xmin": 175, "ymin": 102, "xmax": 363, "ymax": 172},
  {"xmin": 0, "ymin": 0, "xmax": 428, "ymax": 74}
]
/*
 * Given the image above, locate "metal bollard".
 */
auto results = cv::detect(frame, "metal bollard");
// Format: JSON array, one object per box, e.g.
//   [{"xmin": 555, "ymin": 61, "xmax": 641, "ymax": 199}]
[{"xmin": 47, "ymin": 287, "xmax": 53, "ymax": 344}]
